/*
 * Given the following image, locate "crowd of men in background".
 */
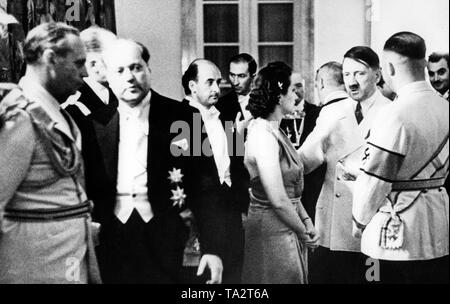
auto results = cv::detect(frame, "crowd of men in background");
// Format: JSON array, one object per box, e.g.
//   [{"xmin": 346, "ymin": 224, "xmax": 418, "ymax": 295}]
[{"xmin": 0, "ymin": 21, "xmax": 448, "ymax": 284}]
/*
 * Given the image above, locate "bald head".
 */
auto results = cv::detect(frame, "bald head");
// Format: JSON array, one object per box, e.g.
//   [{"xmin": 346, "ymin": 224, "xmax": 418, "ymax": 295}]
[
  {"xmin": 182, "ymin": 59, "xmax": 222, "ymax": 108},
  {"xmin": 103, "ymin": 39, "xmax": 152, "ymax": 107}
]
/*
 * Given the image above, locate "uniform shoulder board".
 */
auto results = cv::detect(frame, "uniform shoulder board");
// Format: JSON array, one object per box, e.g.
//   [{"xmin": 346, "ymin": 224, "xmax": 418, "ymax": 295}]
[{"xmin": 0, "ymin": 87, "xmax": 33, "ymax": 128}]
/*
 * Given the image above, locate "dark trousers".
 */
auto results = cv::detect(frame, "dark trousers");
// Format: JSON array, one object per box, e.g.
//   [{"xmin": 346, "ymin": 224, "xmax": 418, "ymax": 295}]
[
  {"xmin": 97, "ymin": 210, "xmax": 186, "ymax": 284},
  {"xmin": 309, "ymin": 246, "xmax": 368, "ymax": 284},
  {"xmin": 378, "ymin": 255, "xmax": 449, "ymax": 284}
]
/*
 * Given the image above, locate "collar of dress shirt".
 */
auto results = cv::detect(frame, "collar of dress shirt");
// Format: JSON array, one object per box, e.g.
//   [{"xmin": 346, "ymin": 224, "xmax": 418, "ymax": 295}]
[
  {"xmin": 118, "ymin": 91, "xmax": 151, "ymax": 135},
  {"xmin": 323, "ymin": 90, "xmax": 348, "ymax": 105},
  {"xmin": 118, "ymin": 90, "xmax": 151, "ymax": 118},
  {"xmin": 84, "ymin": 77, "xmax": 110, "ymax": 105},
  {"xmin": 351, "ymin": 89, "xmax": 380, "ymax": 115},
  {"xmin": 18, "ymin": 76, "xmax": 75, "ymax": 141},
  {"xmin": 186, "ymin": 96, "xmax": 220, "ymax": 121},
  {"xmin": 238, "ymin": 93, "xmax": 250, "ymax": 105},
  {"xmin": 396, "ymin": 81, "xmax": 433, "ymax": 100}
]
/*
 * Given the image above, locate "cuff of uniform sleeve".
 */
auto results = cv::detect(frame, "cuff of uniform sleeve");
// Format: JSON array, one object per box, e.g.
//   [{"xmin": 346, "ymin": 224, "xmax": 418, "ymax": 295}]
[{"xmin": 352, "ymin": 215, "xmax": 367, "ymax": 231}]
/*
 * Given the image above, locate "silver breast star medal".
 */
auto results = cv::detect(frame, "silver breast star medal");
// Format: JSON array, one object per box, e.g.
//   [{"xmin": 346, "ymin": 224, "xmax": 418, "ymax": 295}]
[{"xmin": 170, "ymin": 186, "xmax": 187, "ymax": 208}]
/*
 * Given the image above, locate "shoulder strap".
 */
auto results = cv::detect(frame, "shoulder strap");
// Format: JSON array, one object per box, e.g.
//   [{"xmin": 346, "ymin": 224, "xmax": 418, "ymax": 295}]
[{"xmin": 411, "ymin": 133, "xmax": 449, "ymax": 179}]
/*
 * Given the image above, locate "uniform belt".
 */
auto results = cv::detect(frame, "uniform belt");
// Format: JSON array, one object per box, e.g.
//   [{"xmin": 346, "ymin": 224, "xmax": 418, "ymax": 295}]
[
  {"xmin": 391, "ymin": 177, "xmax": 446, "ymax": 191},
  {"xmin": 4, "ymin": 200, "xmax": 93, "ymax": 222}
]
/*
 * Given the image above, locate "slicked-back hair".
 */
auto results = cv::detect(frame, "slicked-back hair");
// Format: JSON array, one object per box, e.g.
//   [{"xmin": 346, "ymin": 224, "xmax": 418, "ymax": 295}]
[
  {"xmin": 182, "ymin": 60, "xmax": 200, "ymax": 95},
  {"xmin": 317, "ymin": 61, "xmax": 344, "ymax": 86},
  {"xmin": 428, "ymin": 52, "xmax": 449, "ymax": 68},
  {"xmin": 24, "ymin": 22, "xmax": 80, "ymax": 64},
  {"xmin": 384, "ymin": 31, "xmax": 426, "ymax": 60},
  {"xmin": 229, "ymin": 53, "xmax": 257, "ymax": 75},
  {"xmin": 136, "ymin": 41, "xmax": 151, "ymax": 64},
  {"xmin": 344, "ymin": 46, "xmax": 380, "ymax": 69}
]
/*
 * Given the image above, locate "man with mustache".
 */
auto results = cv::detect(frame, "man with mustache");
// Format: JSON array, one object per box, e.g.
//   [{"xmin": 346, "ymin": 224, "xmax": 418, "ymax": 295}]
[
  {"xmin": 86, "ymin": 39, "xmax": 190, "ymax": 283},
  {"xmin": 173, "ymin": 59, "xmax": 249, "ymax": 283},
  {"xmin": 299, "ymin": 46, "xmax": 390, "ymax": 283},
  {"xmin": 427, "ymin": 52, "xmax": 449, "ymax": 101}
]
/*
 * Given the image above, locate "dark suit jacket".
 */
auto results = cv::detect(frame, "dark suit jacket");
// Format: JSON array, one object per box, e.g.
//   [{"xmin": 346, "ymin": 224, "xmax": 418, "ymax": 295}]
[
  {"xmin": 171, "ymin": 99, "xmax": 249, "ymax": 283},
  {"xmin": 66, "ymin": 88, "xmax": 189, "ymax": 280},
  {"xmin": 65, "ymin": 82, "xmax": 118, "ymax": 223},
  {"xmin": 216, "ymin": 91, "xmax": 244, "ymax": 122}
]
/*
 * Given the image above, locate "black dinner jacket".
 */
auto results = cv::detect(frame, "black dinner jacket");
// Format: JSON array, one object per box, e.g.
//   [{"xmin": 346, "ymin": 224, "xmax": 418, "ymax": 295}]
[
  {"xmin": 65, "ymin": 82, "xmax": 118, "ymax": 223},
  {"xmin": 216, "ymin": 90, "xmax": 244, "ymax": 122},
  {"xmin": 66, "ymin": 88, "xmax": 188, "ymax": 227},
  {"xmin": 172, "ymin": 99, "xmax": 249, "ymax": 256}
]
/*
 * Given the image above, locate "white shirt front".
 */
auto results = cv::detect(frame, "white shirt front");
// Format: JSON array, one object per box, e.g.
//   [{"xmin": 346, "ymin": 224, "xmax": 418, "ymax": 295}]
[
  {"xmin": 238, "ymin": 93, "xmax": 252, "ymax": 120},
  {"xmin": 187, "ymin": 96, "xmax": 232, "ymax": 187},
  {"xmin": 84, "ymin": 77, "xmax": 110, "ymax": 105},
  {"xmin": 351, "ymin": 89, "xmax": 379, "ymax": 118},
  {"xmin": 115, "ymin": 91, "xmax": 153, "ymax": 223}
]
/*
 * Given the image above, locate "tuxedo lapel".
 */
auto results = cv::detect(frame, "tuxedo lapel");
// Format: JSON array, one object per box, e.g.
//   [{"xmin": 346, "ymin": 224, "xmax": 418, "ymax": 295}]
[
  {"xmin": 93, "ymin": 111, "xmax": 119, "ymax": 184},
  {"xmin": 79, "ymin": 82, "xmax": 107, "ymax": 112},
  {"xmin": 147, "ymin": 92, "xmax": 159, "ymax": 191}
]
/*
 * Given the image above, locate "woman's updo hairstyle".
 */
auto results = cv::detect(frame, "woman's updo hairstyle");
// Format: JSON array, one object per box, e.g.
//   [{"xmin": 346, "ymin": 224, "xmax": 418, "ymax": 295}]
[{"xmin": 247, "ymin": 61, "xmax": 292, "ymax": 119}]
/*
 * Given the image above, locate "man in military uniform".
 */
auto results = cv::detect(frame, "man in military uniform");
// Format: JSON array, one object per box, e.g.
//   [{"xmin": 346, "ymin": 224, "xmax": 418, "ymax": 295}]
[
  {"xmin": 0, "ymin": 22, "xmax": 100, "ymax": 283},
  {"xmin": 299, "ymin": 46, "xmax": 390, "ymax": 283},
  {"xmin": 352, "ymin": 32, "xmax": 449, "ymax": 283}
]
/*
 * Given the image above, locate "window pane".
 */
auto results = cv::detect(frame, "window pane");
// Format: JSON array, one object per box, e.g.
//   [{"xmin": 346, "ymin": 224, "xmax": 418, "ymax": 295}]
[
  {"xmin": 259, "ymin": 46, "xmax": 293, "ymax": 68},
  {"xmin": 204, "ymin": 4, "xmax": 239, "ymax": 43},
  {"xmin": 204, "ymin": 46, "xmax": 239, "ymax": 80},
  {"xmin": 258, "ymin": 4, "xmax": 293, "ymax": 42}
]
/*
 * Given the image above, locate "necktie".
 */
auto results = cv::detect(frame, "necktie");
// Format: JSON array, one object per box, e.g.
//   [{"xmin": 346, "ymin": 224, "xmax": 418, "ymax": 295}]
[{"xmin": 355, "ymin": 102, "xmax": 363, "ymax": 124}]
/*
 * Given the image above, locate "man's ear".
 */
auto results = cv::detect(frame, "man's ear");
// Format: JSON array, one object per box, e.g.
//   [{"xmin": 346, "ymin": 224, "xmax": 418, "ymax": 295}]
[
  {"xmin": 319, "ymin": 77, "xmax": 325, "ymax": 90},
  {"xmin": 42, "ymin": 48, "xmax": 57, "ymax": 66},
  {"xmin": 189, "ymin": 80, "xmax": 197, "ymax": 95},
  {"xmin": 387, "ymin": 62, "xmax": 395, "ymax": 78}
]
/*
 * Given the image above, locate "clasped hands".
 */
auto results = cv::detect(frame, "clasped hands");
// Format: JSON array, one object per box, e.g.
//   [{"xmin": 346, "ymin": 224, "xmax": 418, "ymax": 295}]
[{"xmin": 299, "ymin": 219, "xmax": 320, "ymax": 249}]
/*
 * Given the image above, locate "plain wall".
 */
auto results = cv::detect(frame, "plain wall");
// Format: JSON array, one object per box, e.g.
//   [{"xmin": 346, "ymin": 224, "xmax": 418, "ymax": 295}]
[
  {"xmin": 115, "ymin": 0, "xmax": 183, "ymax": 100},
  {"xmin": 314, "ymin": 0, "xmax": 367, "ymax": 71},
  {"xmin": 371, "ymin": 0, "xmax": 449, "ymax": 57}
]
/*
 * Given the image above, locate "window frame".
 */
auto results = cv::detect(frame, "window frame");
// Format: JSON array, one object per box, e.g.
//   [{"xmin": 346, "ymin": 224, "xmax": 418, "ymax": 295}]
[{"xmin": 181, "ymin": 0, "xmax": 315, "ymax": 101}]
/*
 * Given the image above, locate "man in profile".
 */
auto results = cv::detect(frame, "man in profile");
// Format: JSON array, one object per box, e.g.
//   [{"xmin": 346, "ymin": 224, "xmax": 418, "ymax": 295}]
[
  {"xmin": 353, "ymin": 31, "xmax": 449, "ymax": 283},
  {"xmin": 0, "ymin": 22, "xmax": 100, "ymax": 284}
]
